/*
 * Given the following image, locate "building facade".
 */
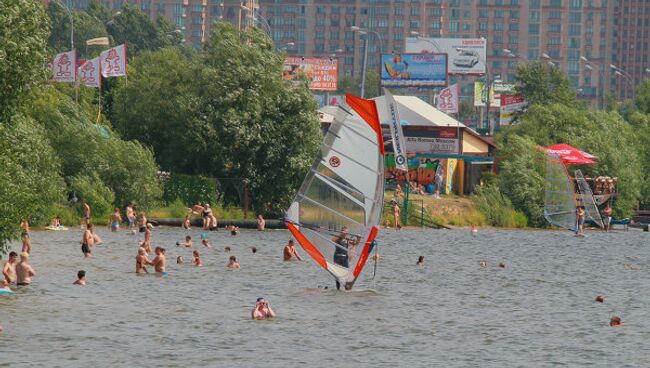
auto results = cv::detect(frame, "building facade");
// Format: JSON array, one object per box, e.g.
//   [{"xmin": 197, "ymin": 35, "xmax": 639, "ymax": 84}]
[{"xmin": 612, "ymin": 0, "xmax": 650, "ymax": 100}]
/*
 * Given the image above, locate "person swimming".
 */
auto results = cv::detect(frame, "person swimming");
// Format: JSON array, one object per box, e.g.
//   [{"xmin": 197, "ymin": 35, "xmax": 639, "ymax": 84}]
[
  {"xmin": 227, "ymin": 256, "xmax": 240, "ymax": 269},
  {"xmin": 177, "ymin": 256, "xmax": 184, "ymax": 264},
  {"xmin": 251, "ymin": 297, "xmax": 275, "ymax": 320},
  {"xmin": 283, "ymin": 240, "xmax": 302, "ymax": 261},
  {"xmin": 193, "ymin": 250, "xmax": 202, "ymax": 267},
  {"xmin": 610, "ymin": 316, "xmax": 621, "ymax": 327},
  {"xmin": 73, "ymin": 270, "xmax": 86, "ymax": 285},
  {"xmin": 136, "ymin": 248, "xmax": 150, "ymax": 275},
  {"xmin": 416, "ymin": 255, "xmax": 424, "ymax": 266},
  {"xmin": 251, "ymin": 247, "xmax": 257, "ymax": 254},
  {"xmin": 224, "ymin": 246, "xmax": 231, "ymax": 253}
]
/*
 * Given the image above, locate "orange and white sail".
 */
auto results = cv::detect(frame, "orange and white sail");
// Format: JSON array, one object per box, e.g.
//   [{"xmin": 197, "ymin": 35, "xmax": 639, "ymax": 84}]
[{"xmin": 285, "ymin": 93, "xmax": 384, "ymax": 290}]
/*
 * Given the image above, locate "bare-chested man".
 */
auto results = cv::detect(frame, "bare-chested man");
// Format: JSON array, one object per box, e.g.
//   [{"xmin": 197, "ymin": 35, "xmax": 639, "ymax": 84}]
[
  {"xmin": 228, "ymin": 256, "xmax": 240, "ymax": 269},
  {"xmin": 2, "ymin": 251, "xmax": 18, "ymax": 283},
  {"xmin": 16, "ymin": 252, "xmax": 36, "ymax": 285},
  {"xmin": 81, "ymin": 224, "xmax": 95, "ymax": 257},
  {"xmin": 193, "ymin": 250, "xmax": 202, "ymax": 267},
  {"xmin": 283, "ymin": 240, "xmax": 302, "ymax": 261},
  {"xmin": 151, "ymin": 247, "xmax": 167, "ymax": 274},
  {"xmin": 81, "ymin": 200, "xmax": 91, "ymax": 227},
  {"xmin": 136, "ymin": 212, "xmax": 147, "ymax": 233},
  {"xmin": 126, "ymin": 202, "xmax": 136, "ymax": 231}
]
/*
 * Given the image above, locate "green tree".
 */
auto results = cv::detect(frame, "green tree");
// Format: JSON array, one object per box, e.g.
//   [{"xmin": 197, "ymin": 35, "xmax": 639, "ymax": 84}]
[
  {"xmin": 635, "ymin": 79, "xmax": 650, "ymax": 114},
  {"xmin": 515, "ymin": 61, "xmax": 578, "ymax": 107},
  {"xmin": 105, "ymin": 4, "xmax": 177, "ymax": 56},
  {"xmin": 46, "ymin": 3, "xmax": 109, "ymax": 59},
  {"xmin": 337, "ymin": 70, "xmax": 380, "ymax": 98},
  {"xmin": 0, "ymin": 0, "xmax": 50, "ymax": 122}
]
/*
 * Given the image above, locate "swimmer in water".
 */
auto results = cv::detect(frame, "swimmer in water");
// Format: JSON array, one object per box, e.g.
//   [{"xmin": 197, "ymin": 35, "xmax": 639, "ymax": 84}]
[
  {"xmin": 498, "ymin": 263, "xmax": 505, "ymax": 268},
  {"xmin": 372, "ymin": 253, "xmax": 381, "ymax": 262},
  {"xmin": 73, "ymin": 270, "xmax": 86, "ymax": 285},
  {"xmin": 227, "ymin": 255, "xmax": 240, "ymax": 269},
  {"xmin": 81, "ymin": 224, "xmax": 94, "ymax": 257},
  {"xmin": 1, "ymin": 280, "xmax": 11, "ymax": 292},
  {"xmin": 136, "ymin": 248, "xmax": 150, "ymax": 275},
  {"xmin": 224, "ymin": 246, "xmax": 231, "ymax": 253},
  {"xmin": 110, "ymin": 208, "xmax": 121, "ymax": 232},
  {"xmin": 610, "ymin": 316, "xmax": 621, "ymax": 327},
  {"xmin": 470, "ymin": 224, "xmax": 478, "ymax": 235},
  {"xmin": 177, "ymin": 256, "xmax": 184, "ymax": 264},
  {"xmin": 479, "ymin": 260, "xmax": 488, "ymax": 268},
  {"xmin": 416, "ymin": 255, "xmax": 424, "ymax": 266},
  {"xmin": 182, "ymin": 215, "xmax": 191, "ymax": 229},
  {"xmin": 201, "ymin": 238, "xmax": 212, "ymax": 248},
  {"xmin": 251, "ymin": 247, "xmax": 257, "ymax": 254},
  {"xmin": 193, "ymin": 250, "xmax": 202, "ymax": 267},
  {"xmin": 151, "ymin": 247, "xmax": 167, "ymax": 273},
  {"xmin": 283, "ymin": 240, "xmax": 302, "ymax": 261},
  {"xmin": 182, "ymin": 235, "xmax": 192, "ymax": 248},
  {"xmin": 251, "ymin": 297, "xmax": 275, "ymax": 320},
  {"xmin": 596, "ymin": 295, "xmax": 604, "ymax": 303}
]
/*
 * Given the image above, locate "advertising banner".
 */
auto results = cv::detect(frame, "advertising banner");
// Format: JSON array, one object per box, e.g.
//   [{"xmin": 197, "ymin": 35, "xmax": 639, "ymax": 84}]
[
  {"xmin": 78, "ymin": 57, "xmax": 101, "ymax": 88},
  {"xmin": 474, "ymin": 81, "xmax": 515, "ymax": 107},
  {"xmin": 381, "ymin": 53, "xmax": 447, "ymax": 87},
  {"xmin": 436, "ymin": 84, "xmax": 459, "ymax": 113},
  {"xmin": 52, "ymin": 50, "xmax": 76, "ymax": 83},
  {"xmin": 405, "ymin": 37, "xmax": 487, "ymax": 75},
  {"xmin": 384, "ymin": 89, "xmax": 409, "ymax": 173},
  {"xmin": 100, "ymin": 44, "xmax": 127, "ymax": 78},
  {"xmin": 283, "ymin": 57, "xmax": 338, "ymax": 91},
  {"xmin": 499, "ymin": 94, "xmax": 526, "ymax": 125},
  {"xmin": 445, "ymin": 158, "xmax": 458, "ymax": 194},
  {"xmin": 403, "ymin": 129, "xmax": 459, "ymax": 154}
]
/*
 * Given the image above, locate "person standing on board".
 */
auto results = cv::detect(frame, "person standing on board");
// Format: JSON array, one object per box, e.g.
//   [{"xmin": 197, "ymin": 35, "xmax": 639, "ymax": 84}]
[
  {"xmin": 331, "ymin": 226, "xmax": 360, "ymax": 290},
  {"xmin": 602, "ymin": 205, "xmax": 612, "ymax": 232},
  {"xmin": 81, "ymin": 200, "xmax": 91, "ymax": 227},
  {"xmin": 392, "ymin": 202, "xmax": 401, "ymax": 229},
  {"xmin": 283, "ymin": 240, "xmax": 302, "ymax": 261}
]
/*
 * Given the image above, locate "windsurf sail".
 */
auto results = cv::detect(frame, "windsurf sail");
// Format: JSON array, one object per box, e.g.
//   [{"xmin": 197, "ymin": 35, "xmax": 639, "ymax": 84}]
[
  {"xmin": 544, "ymin": 153, "xmax": 578, "ymax": 232},
  {"xmin": 285, "ymin": 94, "xmax": 384, "ymax": 290},
  {"xmin": 574, "ymin": 169, "xmax": 604, "ymax": 228}
]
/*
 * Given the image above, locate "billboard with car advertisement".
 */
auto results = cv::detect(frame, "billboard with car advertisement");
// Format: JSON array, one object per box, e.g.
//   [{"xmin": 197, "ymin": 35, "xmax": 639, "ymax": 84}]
[{"xmin": 405, "ymin": 37, "xmax": 487, "ymax": 75}]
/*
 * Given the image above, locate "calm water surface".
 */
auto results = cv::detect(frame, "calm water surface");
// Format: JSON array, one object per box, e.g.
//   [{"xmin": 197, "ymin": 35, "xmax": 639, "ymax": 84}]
[{"xmin": 1, "ymin": 226, "xmax": 649, "ymax": 367}]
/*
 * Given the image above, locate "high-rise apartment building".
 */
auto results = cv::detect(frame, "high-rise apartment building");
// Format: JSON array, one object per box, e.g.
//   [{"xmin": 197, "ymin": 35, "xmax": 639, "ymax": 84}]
[{"xmin": 612, "ymin": 0, "xmax": 650, "ymax": 100}]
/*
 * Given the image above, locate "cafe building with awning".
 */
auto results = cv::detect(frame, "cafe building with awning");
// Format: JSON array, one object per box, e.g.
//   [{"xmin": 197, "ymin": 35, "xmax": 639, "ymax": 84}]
[{"xmin": 319, "ymin": 95, "xmax": 495, "ymax": 195}]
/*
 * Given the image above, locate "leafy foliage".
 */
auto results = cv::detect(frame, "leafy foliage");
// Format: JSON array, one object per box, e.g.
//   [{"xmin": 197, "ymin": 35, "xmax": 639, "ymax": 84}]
[
  {"xmin": 46, "ymin": 3, "xmax": 109, "ymax": 59},
  {"xmin": 69, "ymin": 173, "xmax": 115, "ymax": 221},
  {"xmin": 515, "ymin": 61, "xmax": 579, "ymax": 107},
  {"xmin": 338, "ymin": 71, "xmax": 380, "ymax": 98},
  {"xmin": 0, "ymin": 0, "xmax": 50, "ymax": 122},
  {"xmin": 163, "ymin": 174, "xmax": 218, "ymax": 207},
  {"xmin": 472, "ymin": 184, "xmax": 528, "ymax": 228}
]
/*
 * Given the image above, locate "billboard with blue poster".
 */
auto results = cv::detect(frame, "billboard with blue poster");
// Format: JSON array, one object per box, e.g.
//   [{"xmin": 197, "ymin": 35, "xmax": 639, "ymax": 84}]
[{"xmin": 381, "ymin": 53, "xmax": 448, "ymax": 87}]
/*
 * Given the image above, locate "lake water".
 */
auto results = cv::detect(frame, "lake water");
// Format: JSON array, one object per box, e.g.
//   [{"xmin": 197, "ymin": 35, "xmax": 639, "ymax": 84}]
[{"xmin": 1, "ymin": 226, "xmax": 649, "ymax": 367}]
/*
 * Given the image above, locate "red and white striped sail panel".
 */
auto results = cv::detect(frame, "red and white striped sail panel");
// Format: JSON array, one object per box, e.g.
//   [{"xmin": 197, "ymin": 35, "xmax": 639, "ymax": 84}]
[{"xmin": 285, "ymin": 94, "xmax": 385, "ymax": 289}]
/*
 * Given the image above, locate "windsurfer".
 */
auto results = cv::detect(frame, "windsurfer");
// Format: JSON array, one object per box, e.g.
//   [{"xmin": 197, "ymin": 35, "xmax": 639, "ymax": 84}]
[{"xmin": 332, "ymin": 226, "xmax": 360, "ymax": 290}]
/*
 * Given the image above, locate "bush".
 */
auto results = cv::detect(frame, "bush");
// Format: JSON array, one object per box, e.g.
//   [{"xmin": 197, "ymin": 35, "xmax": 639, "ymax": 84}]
[
  {"xmin": 162, "ymin": 174, "xmax": 217, "ymax": 206},
  {"xmin": 69, "ymin": 174, "xmax": 115, "ymax": 222},
  {"xmin": 472, "ymin": 184, "xmax": 528, "ymax": 228}
]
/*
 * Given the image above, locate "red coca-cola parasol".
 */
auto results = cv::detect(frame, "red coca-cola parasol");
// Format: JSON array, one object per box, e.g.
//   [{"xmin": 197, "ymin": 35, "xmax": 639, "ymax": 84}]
[{"xmin": 546, "ymin": 144, "xmax": 597, "ymax": 165}]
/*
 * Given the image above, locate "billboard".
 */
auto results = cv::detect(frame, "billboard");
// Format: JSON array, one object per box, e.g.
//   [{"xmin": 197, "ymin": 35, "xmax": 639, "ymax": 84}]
[
  {"xmin": 499, "ymin": 94, "xmax": 527, "ymax": 126},
  {"xmin": 403, "ymin": 129, "xmax": 459, "ymax": 154},
  {"xmin": 405, "ymin": 37, "xmax": 487, "ymax": 75},
  {"xmin": 381, "ymin": 53, "xmax": 447, "ymax": 87},
  {"xmin": 474, "ymin": 81, "xmax": 515, "ymax": 107},
  {"xmin": 283, "ymin": 57, "xmax": 338, "ymax": 91}
]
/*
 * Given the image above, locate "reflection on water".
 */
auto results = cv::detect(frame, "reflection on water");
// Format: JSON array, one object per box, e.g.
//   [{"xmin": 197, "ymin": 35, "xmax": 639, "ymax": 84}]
[{"xmin": 1, "ymin": 227, "xmax": 649, "ymax": 366}]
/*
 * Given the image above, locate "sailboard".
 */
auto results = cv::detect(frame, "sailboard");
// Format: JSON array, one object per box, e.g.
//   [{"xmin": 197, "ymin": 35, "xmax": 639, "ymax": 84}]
[
  {"xmin": 544, "ymin": 153, "xmax": 578, "ymax": 232},
  {"xmin": 285, "ymin": 93, "xmax": 385, "ymax": 290},
  {"xmin": 574, "ymin": 169, "xmax": 604, "ymax": 228}
]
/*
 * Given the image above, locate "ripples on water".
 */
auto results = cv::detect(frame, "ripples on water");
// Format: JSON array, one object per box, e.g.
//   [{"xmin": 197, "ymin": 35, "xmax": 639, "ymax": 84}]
[{"xmin": 1, "ymin": 227, "xmax": 649, "ymax": 367}]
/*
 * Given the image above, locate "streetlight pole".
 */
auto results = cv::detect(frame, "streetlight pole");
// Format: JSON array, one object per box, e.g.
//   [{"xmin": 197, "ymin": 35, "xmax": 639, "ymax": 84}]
[
  {"xmin": 409, "ymin": 31, "xmax": 442, "ymax": 52},
  {"xmin": 459, "ymin": 47, "xmax": 490, "ymax": 133},
  {"xmin": 580, "ymin": 56, "xmax": 605, "ymax": 109},
  {"xmin": 610, "ymin": 64, "xmax": 635, "ymax": 100},
  {"xmin": 351, "ymin": 26, "xmax": 383, "ymax": 98}
]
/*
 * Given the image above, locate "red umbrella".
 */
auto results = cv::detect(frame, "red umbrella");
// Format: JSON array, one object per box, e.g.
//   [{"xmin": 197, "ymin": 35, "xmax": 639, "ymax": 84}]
[{"xmin": 546, "ymin": 144, "xmax": 596, "ymax": 165}]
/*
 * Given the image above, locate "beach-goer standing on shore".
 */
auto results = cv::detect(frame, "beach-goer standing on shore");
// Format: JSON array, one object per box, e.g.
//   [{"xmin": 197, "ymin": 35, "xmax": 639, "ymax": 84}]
[
  {"xmin": 16, "ymin": 252, "xmax": 35, "ymax": 285},
  {"xmin": 151, "ymin": 247, "xmax": 167, "ymax": 274},
  {"xmin": 2, "ymin": 252, "xmax": 18, "ymax": 284},
  {"xmin": 81, "ymin": 200, "xmax": 91, "ymax": 227},
  {"xmin": 602, "ymin": 205, "xmax": 612, "ymax": 232},
  {"xmin": 111, "ymin": 208, "xmax": 122, "ymax": 232},
  {"xmin": 392, "ymin": 202, "xmax": 401, "ymax": 229},
  {"xmin": 283, "ymin": 240, "xmax": 302, "ymax": 261},
  {"xmin": 251, "ymin": 298, "xmax": 275, "ymax": 320},
  {"xmin": 81, "ymin": 224, "xmax": 95, "ymax": 257},
  {"xmin": 257, "ymin": 215, "xmax": 265, "ymax": 231},
  {"xmin": 126, "ymin": 202, "xmax": 136, "ymax": 231},
  {"xmin": 20, "ymin": 218, "xmax": 31, "ymax": 254}
]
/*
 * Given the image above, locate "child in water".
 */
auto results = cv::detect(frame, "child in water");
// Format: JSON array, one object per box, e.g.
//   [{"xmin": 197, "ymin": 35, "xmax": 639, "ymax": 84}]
[
  {"xmin": 193, "ymin": 250, "xmax": 202, "ymax": 267},
  {"xmin": 227, "ymin": 256, "xmax": 240, "ymax": 269}
]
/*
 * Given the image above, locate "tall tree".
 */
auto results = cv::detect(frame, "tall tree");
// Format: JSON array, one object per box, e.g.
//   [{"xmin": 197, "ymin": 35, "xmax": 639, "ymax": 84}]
[
  {"xmin": 46, "ymin": 3, "xmax": 109, "ymax": 58},
  {"xmin": 0, "ymin": 0, "xmax": 50, "ymax": 122},
  {"xmin": 105, "ymin": 4, "xmax": 173, "ymax": 56},
  {"xmin": 515, "ymin": 61, "xmax": 578, "ymax": 107}
]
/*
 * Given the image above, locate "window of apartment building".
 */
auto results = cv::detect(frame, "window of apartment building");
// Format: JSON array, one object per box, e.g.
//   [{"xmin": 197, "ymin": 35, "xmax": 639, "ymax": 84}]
[
  {"xmin": 495, "ymin": 0, "xmax": 504, "ymax": 5},
  {"xmin": 528, "ymin": 36, "xmax": 539, "ymax": 47},
  {"xmin": 493, "ymin": 35, "xmax": 503, "ymax": 44},
  {"xmin": 494, "ymin": 23, "xmax": 504, "ymax": 31},
  {"xmin": 528, "ymin": 49, "xmax": 539, "ymax": 60},
  {"xmin": 492, "ymin": 61, "xmax": 502, "ymax": 69},
  {"xmin": 569, "ymin": 38, "xmax": 580, "ymax": 48},
  {"xmin": 508, "ymin": 60, "xmax": 517, "ymax": 69},
  {"xmin": 395, "ymin": 33, "xmax": 403, "ymax": 40},
  {"xmin": 330, "ymin": 44, "xmax": 339, "ymax": 52},
  {"xmin": 141, "ymin": 2, "xmax": 150, "ymax": 11},
  {"xmin": 569, "ymin": 24, "xmax": 581, "ymax": 36},
  {"xmin": 192, "ymin": 30, "xmax": 202, "ymax": 37},
  {"xmin": 395, "ymin": 19, "xmax": 404, "ymax": 27},
  {"xmin": 211, "ymin": 6, "xmax": 221, "ymax": 15},
  {"xmin": 377, "ymin": 19, "xmax": 388, "ymax": 28},
  {"xmin": 570, "ymin": 0, "xmax": 582, "ymax": 9},
  {"xmin": 431, "ymin": 21, "xmax": 442, "ymax": 29},
  {"xmin": 395, "ymin": 7, "xmax": 404, "ymax": 15},
  {"xmin": 548, "ymin": 50, "xmax": 560, "ymax": 59},
  {"xmin": 315, "ymin": 44, "xmax": 325, "ymax": 53},
  {"xmin": 449, "ymin": 21, "xmax": 459, "ymax": 32},
  {"xmin": 345, "ymin": 31, "xmax": 354, "ymax": 40},
  {"xmin": 375, "ymin": 7, "xmax": 389, "ymax": 16},
  {"xmin": 191, "ymin": 4, "xmax": 202, "ymax": 12},
  {"xmin": 173, "ymin": 4, "xmax": 183, "ymax": 14},
  {"xmin": 192, "ymin": 17, "xmax": 203, "ymax": 25},
  {"xmin": 332, "ymin": 7, "xmax": 340, "ymax": 14},
  {"xmin": 450, "ymin": 0, "xmax": 460, "ymax": 6},
  {"xmin": 530, "ymin": 0, "xmax": 541, "ymax": 8},
  {"xmin": 568, "ymin": 61, "xmax": 580, "ymax": 73},
  {"xmin": 430, "ymin": 8, "xmax": 442, "ymax": 16},
  {"xmin": 569, "ymin": 12, "xmax": 581, "ymax": 22},
  {"xmin": 173, "ymin": 16, "xmax": 183, "ymax": 26},
  {"xmin": 479, "ymin": 10, "xmax": 488, "ymax": 18},
  {"xmin": 508, "ymin": 36, "xmax": 518, "ymax": 44},
  {"xmin": 510, "ymin": 11, "xmax": 519, "ymax": 18},
  {"xmin": 550, "ymin": 0, "xmax": 561, "ymax": 6},
  {"xmin": 411, "ymin": 7, "xmax": 420, "ymax": 16},
  {"xmin": 479, "ymin": 23, "xmax": 488, "ymax": 31},
  {"xmin": 549, "ymin": 24, "xmax": 561, "ymax": 32},
  {"xmin": 495, "ymin": 10, "xmax": 504, "ymax": 18},
  {"xmin": 331, "ymin": 31, "xmax": 339, "ymax": 40},
  {"xmin": 511, "ymin": 0, "xmax": 519, "ymax": 4},
  {"xmin": 345, "ymin": 57, "xmax": 354, "ymax": 65},
  {"xmin": 410, "ymin": 20, "xmax": 420, "ymax": 28},
  {"xmin": 158, "ymin": 3, "xmax": 165, "ymax": 12},
  {"xmin": 530, "ymin": 11, "xmax": 540, "ymax": 21},
  {"xmin": 479, "ymin": 0, "xmax": 488, "ymax": 5},
  {"xmin": 549, "ymin": 12, "xmax": 561, "ymax": 19},
  {"xmin": 361, "ymin": 8, "xmax": 368, "ymax": 15},
  {"xmin": 346, "ymin": 7, "xmax": 355, "ymax": 14},
  {"xmin": 463, "ymin": 11, "xmax": 471, "ymax": 19},
  {"xmin": 298, "ymin": 31, "xmax": 305, "ymax": 41},
  {"xmin": 463, "ymin": 23, "xmax": 471, "ymax": 31},
  {"xmin": 451, "ymin": 9, "xmax": 460, "ymax": 19},
  {"xmin": 331, "ymin": 19, "xmax": 340, "ymax": 26},
  {"xmin": 548, "ymin": 37, "xmax": 560, "ymax": 45},
  {"xmin": 567, "ymin": 50, "xmax": 580, "ymax": 60},
  {"xmin": 509, "ymin": 23, "xmax": 519, "ymax": 31},
  {"xmin": 315, "ymin": 31, "xmax": 324, "ymax": 39},
  {"xmin": 298, "ymin": 19, "xmax": 306, "ymax": 28},
  {"xmin": 316, "ymin": 6, "xmax": 324, "ymax": 14}
]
